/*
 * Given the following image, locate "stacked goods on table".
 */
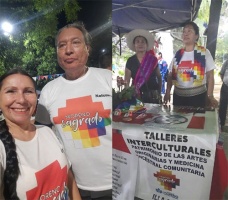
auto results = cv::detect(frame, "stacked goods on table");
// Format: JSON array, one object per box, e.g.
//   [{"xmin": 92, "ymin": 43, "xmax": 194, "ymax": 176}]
[{"xmin": 113, "ymin": 86, "xmax": 152, "ymax": 123}]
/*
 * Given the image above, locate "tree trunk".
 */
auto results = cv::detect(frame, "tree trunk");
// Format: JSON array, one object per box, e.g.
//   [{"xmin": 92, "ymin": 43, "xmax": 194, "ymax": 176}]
[{"xmin": 206, "ymin": 0, "xmax": 222, "ymax": 60}]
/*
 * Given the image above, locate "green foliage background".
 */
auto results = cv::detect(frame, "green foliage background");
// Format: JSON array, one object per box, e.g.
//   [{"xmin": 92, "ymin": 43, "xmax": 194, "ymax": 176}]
[{"xmin": 0, "ymin": 0, "xmax": 80, "ymax": 76}]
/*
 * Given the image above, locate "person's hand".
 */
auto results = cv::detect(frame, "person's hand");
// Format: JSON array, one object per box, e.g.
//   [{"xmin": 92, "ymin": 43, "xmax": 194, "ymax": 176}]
[
  {"xmin": 207, "ymin": 96, "xmax": 218, "ymax": 108},
  {"xmin": 163, "ymin": 92, "xmax": 170, "ymax": 105}
]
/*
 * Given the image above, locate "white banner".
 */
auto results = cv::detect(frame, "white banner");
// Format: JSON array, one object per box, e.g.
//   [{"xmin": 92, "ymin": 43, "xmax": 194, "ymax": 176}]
[{"xmin": 113, "ymin": 108, "xmax": 218, "ymax": 200}]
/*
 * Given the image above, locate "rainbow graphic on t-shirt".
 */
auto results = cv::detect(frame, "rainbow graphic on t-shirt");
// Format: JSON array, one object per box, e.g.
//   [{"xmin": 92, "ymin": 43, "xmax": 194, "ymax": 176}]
[
  {"xmin": 53, "ymin": 96, "xmax": 111, "ymax": 148},
  {"xmin": 172, "ymin": 45, "xmax": 206, "ymax": 87},
  {"xmin": 177, "ymin": 60, "xmax": 204, "ymax": 85}
]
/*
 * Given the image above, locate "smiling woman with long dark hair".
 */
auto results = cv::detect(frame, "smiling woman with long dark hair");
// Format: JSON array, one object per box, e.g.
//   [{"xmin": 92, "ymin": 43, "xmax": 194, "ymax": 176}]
[{"xmin": 0, "ymin": 68, "xmax": 81, "ymax": 200}]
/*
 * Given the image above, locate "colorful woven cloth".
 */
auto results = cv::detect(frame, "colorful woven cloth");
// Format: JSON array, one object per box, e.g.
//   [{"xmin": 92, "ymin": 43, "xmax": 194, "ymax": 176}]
[
  {"xmin": 133, "ymin": 50, "xmax": 158, "ymax": 95},
  {"xmin": 172, "ymin": 45, "xmax": 206, "ymax": 87}
]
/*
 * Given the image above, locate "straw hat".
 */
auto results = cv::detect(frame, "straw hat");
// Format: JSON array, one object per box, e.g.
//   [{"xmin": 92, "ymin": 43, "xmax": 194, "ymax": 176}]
[{"xmin": 126, "ymin": 29, "xmax": 155, "ymax": 52}]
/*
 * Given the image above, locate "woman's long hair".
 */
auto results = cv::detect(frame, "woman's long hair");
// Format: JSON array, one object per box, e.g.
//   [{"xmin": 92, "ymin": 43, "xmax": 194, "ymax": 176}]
[
  {"xmin": 0, "ymin": 68, "xmax": 36, "ymax": 199},
  {"xmin": 0, "ymin": 120, "xmax": 19, "ymax": 199}
]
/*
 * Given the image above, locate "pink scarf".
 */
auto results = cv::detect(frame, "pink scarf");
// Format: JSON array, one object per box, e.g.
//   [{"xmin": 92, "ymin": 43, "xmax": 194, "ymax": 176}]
[{"xmin": 133, "ymin": 50, "xmax": 158, "ymax": 95}]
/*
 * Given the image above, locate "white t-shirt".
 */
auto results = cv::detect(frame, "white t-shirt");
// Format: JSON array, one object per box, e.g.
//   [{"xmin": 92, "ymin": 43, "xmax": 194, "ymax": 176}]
[
  {"xmin": 35, "ymin": 67, "xmax": 112, "ymax": 191},
  {"xmin": 169, "ymin": 49, "xmax": 216, "ymax": 88},
  {"xmin": 0, "ymin": 125, "xmax": 70, "ymax": 200}
]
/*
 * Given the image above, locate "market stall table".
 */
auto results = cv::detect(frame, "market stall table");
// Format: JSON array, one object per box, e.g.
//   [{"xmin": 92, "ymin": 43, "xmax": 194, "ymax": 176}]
[{"xmin": 112, "ymin": 104, "xmax": 227, "ymax": 200}]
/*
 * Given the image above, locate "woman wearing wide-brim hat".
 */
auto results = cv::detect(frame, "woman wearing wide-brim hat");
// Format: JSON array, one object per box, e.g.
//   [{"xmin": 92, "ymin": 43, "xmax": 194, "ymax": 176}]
[{"xmin": 124, "ymin": 29, "xmax": 162, "ymax": 104}]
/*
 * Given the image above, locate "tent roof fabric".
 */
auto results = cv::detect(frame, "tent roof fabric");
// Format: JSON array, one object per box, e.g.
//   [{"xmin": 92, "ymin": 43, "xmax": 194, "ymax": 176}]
[{"xmin": 112, "ymin": 0, "xmax": 202, "ymax": 36}]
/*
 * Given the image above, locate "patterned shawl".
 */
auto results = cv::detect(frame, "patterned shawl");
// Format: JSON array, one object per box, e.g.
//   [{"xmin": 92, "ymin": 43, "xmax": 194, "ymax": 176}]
[
  {"xmin": 133, "ymin": 50, "xmax": 158, "ymax": 95},
  {"xmin": 172, "ymin": 45, "xmax": 206, "ymax": 87}
]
